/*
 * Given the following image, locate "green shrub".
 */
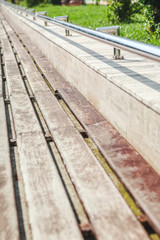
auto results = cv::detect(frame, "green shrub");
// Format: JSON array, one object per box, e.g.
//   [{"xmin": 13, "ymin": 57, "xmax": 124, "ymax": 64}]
[
  {"xmin": 50, "ymin": 0, "xmax": 61, "ymax": 5},
  {"xmin": 105, "ymin": 0, "xmax": 141, "ymax": 23},
  {"xmin": 26, "ymin": 0, "xmax": 61, "ymax": 7},
  {"xmin": 26, "ymin": 0, "xmax": 41, "ymax": 7},
  {"xmin": 142, "ymin": 0, "xmax": 160, "ymax": 38},
  {"xmin": 142, "ymin": 0, "xmax": 160, "ymax": 9}
]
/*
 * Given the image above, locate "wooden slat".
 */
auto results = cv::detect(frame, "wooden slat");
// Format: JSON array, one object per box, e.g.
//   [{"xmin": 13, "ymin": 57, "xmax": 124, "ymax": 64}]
[
  {"xmin": 35, "ymin": 90, "xmax": 74, "ymax": 130},
  {"xmin": 57, "ymin": 86, "xmax": 160, "ymax": 234},
  {"xmin": 3, "ymin": 30, "xmax": 52, "ymax": 94},
  {"xmin": 3, "ymin": 26, "xmax": 73, "ymax": 130},
  {"xmin": 22, "ymin": 85, "xmax": 151, "ymax": 240},
  {"xmin": 32, "ymin": 57, "xmax": 70, "ymax": 90},
  {"xmin": 16, "ymin": 131, "xmax": 83, "ymax": 240},
  {"xmin": 1, "ymin": 23, "xmax": 83, "ymax": 240},
  {"xmin": 20, "ymin": 34, "xmax": 70, "ymax": 90},
  {"xmin": 13, "ymin": 33, "xmax": 44, "ymax": 58},
  {"xmin": 0, "ymin": 23, "xmax": 20, "ymax": 240},
  {"xmin": 51, "ymin": 127, "xmax": 150, "ymax": 240},
  {"xmin": 5, "ymin": 25, "xmax": 151, "ymax": 239},
  {"xmin": 5, "ymin": 61, "xmax": 27, "ymax": 96},
  {"xmin": 0, "ymin": 98, "xmax": 20, "ymax": 240},
  {"xmin": 87, "ymin": 121, "xmax": 160, "ymax": 234},
  {"xmin": 3, "ymin": 19, "xmax": 70, "ymax": 90},
  {"xmin": 58, "ymin": 87, "xmax": 105, "ymax": 125}
]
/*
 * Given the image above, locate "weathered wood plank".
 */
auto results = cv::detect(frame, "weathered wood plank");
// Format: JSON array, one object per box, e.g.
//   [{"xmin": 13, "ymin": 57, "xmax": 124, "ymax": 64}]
[
  {"xmin": 32, "ymin": 56, "xmax": 70, "ymax": 90},
  {"xmin": 2, "ymin": 23, "xmax": 83, "ymax": 240},
  {"xmin": 4, "ymin": 28, "xmax": 73, "ymax": 130},
  {"xmin": 35, "ymin": 90, "xmax": 74, "ymax": 130},
  {"xmin": 5, "ymin": 60, "xmax": 27, "ymax": 95},
  {"xmin": 0, "ymin": 98, "xmax": 20, "ymax": 240},
  {"xmin": 58, "ymin": 87, "xmax": 105, "ymax": 125},
  {"xmin": 19, "ymin": 33, "xmax": 44, "ymax": 58},
  {"xmin": 16, "ymin": 131, "xmax": 83, "ymax": 240},
  {"xmin": 87, "ymin": 121, "xmax": 160, "ymax": 235},
  {"xmin": 0, "ymin": 30, "xmax": 20, "ymax": 237},
  {"xmin": 57, "ymin": 86, "xmax": 160, "ymax": 234},
  {"xmin": 18, "ymin": 79, "xmax": 151, "ymax": 239},
  {"xmin": 52, "ymin": 127, "xmax": 150, "ymax": 240},
  {"xmin": 5, "ymin": 34, "xmax": 51, "ymax": 93},
  {"xmin": 2, "ymin": 19, "xmax": 70, "ymax": 91},
  {"xmin": 5, "ymin": 22, "xmax": 151, "ymax": 239},
  {"xmin": 9, "ymin": 92, "xmax": 41, "ymax": 135},
  {"xmin": 16, "ymin": 32, "xmax": 70, "ymax": 90}
]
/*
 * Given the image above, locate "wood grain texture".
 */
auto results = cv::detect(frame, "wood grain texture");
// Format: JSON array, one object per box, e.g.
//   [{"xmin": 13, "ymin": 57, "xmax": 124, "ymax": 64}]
[
  {"xmin": 5, "ymin": 60, "xmax": 27, "ymax": 95},
  {"xmin": 17, "ymin": 32, "xmax": 70, "ymax": 90},
  {"xmin": 7, "ymin": 33, "xmax": 51, "ymax": 94},
  {"xmin": 86, "ymin": 120, "xmax": 160, "ymax": 234},
  {"xmin": 0, "ymin": 25, "xmax": 20, "ymax": 240},
  {"xmin": 9, "ymin": 92, "xmax": 41, "ymax": 135},
  {"xmin": 4, "ymin": 28, "xmax": 73, "ymax": 131},
  {"xmin": 56, "ymin": 82, "xmax": 160, "ymax": 234},
  {"xmin": 9, "ymin": 36, "xmax": 151, "ymax": 237},
  {"xmin": 33, "ymin": 57, "xmax": 70, "ymax": 90},
  {"xmin": 52, "ymin": 127, "xmax": 150, "ymax": 240},
  {"xmin": 2, "ymin": 18, "xmax": 151, "ymax": 239},
  {"xmin": 0, "ymin": 98, "xmax": 20, "ymax": 240},
  {"xmin": 35, "ymin": 90, "xmax": 74, "ymax": 130},
  {"xmin": 19, "ymin": 33, "xmax": 44, "ymax": 58},
  {"xmin": 58, "ymin": 87, "xmax": 105, "ymax": 125},
  {"xmin": 2, "ymin": 23, "xmax": 83, "ymax": 240},
  {"xmin": 54, "ymin": 83, "xmax": 160, "ymax": 234},
  {"xmin": 16, "ymin": 131, "xmax": 83, "ymax": 240},
  {"xmin": 3, "ymin": 19, "xmax": 70, "ymax": 92}
]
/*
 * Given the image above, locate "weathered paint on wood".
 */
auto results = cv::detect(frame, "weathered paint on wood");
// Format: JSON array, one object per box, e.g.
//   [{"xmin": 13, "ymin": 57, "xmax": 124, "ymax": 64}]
[
  {"xmin": 57, "ymin": 86, "xmax": 160, "ymax": 234},
  {"xmin": 58, "ymin": 87, "xmax": 105, "ymax": 125},
  {"xmin": 33, "ymin": 57, "xmax": 70, "ymax": 90},
  {"xmin": 51, "ymin": 127, "xmax": 150, "ymax": 240},
  {"xmin": 16, "ymin": 131, "xmax": 83, "ymax": 240},
  {"xmin": 5, "ymin": 24, "xmax": 151, "ymax": 239},
  {"xmin": 2, "ymin": 4, "xmax": 160, "ymax": 177},
  {"xmin": 0, "ymin": 99, "xmax": 20, "ymax": 240},
  {"xmin": 15, "ymin": 32, "xmax": 70, "ymax": 90},
  {"xmin": 0, "ymin": 32, "xmax": 20, "ymax": 237},
  {"xmin": 35, "ymin": 90, "xmax": 74, "ymax": 130},
  {"xmin": 1, "ymin": 23, "xmax": 83, "ymax": 240},
  {"xmin": 5, "ymin": 28, "xmax": 73, "ymax": 130},
  {"xmin": 0, "ymin": 27, "xmax": 19, "ymax": 240},
  {"xmin": 87, "ymin": 121, "xmax": 160, "ymax": 234},
  {"xmin": 19, "ymin": 33, "xmax": 44, "ymax": 58}
]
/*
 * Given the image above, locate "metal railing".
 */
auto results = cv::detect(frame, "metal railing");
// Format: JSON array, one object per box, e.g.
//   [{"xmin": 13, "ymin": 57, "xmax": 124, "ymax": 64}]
[
  {"xmin": 1, "ymin": 0, "xmax": 160, "ymax": 62},
  {"xmin": 96, "ymin": 26, "xmax": 122, "ymax": 59}
]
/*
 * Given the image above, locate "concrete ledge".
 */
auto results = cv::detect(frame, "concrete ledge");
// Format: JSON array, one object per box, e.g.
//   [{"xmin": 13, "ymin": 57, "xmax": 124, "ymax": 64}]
[{"xmin": 1, "ymin": 4, "xmax": 160, "ymax": 174}]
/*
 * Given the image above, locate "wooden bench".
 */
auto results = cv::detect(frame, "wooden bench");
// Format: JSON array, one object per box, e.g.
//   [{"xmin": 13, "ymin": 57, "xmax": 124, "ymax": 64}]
[
  {"xmin": 6, "ymin": 19, "xmax": 160, "ymax": 235},
  {"xmin": 0, "ymin": 47, "xmax": 20, "ymax": 239},
  {"xmin": 57, "ymin": 86, "xmax": 160, "ymax": 235},
  {"xmin": 0, "ymin": 16, "xmax": 159, "ymax": 240},
  {"xmin": 0, "ymin": 22, "xmax": 83, "ymax": 240},
  {"xmin": 5, "ymin": 19, "xmax": 160, "ymax": 236},
  {"xmin": 5, "ymin": 19, "xmax": 151, "ymax": 240}
]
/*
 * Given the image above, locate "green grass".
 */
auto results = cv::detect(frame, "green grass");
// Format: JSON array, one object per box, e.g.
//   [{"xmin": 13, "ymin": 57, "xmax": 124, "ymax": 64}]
[{"xmin": 20, "ymin": 3, "xmax": 160, "ymax": 46}]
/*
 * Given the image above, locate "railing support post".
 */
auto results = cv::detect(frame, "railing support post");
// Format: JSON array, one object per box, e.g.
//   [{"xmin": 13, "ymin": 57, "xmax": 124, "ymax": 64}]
[
  {"xmin": 54, "ymin": 15, "xmax": 70, "ymax": 36},
  {"xmin": 35, "ymin": 11, "xmax": 47, "ymax": 25},
  {"xmin": 96, "ymin": 26, "xmax": 124, "ymax": 60}
]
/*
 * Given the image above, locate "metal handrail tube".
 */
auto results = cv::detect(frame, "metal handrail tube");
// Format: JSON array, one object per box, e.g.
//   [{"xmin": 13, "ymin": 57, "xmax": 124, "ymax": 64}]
[
  {"xmin": 37, "ymin": 14, "xmax": 160, "ymax": 62},
  {"xmin": 1, "ymin": 0, "xmax": 160, "ymax": 62}
]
